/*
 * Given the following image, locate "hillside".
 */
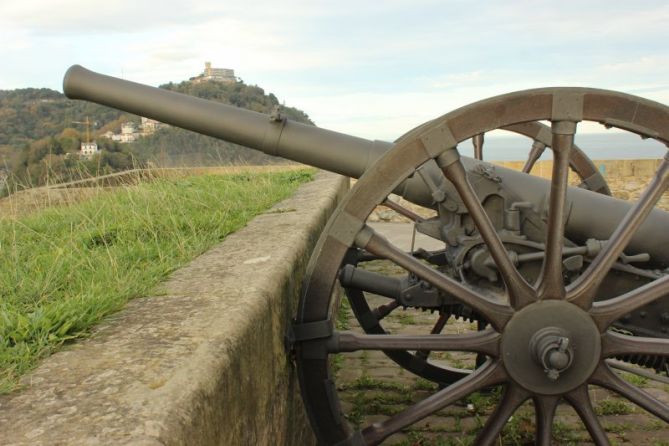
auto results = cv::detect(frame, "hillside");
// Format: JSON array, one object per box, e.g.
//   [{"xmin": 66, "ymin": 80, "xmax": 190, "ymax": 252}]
[
  {"xmin": 130, "ymin": 79, "xmax": 313, "ymax": 166},
  {"xmin": 1, "ymin": 79, "xmax": 314, "ymax": 192},
  {"xmin": 0, "ymin": 88, "xmax": 125, "ymax": 149}
]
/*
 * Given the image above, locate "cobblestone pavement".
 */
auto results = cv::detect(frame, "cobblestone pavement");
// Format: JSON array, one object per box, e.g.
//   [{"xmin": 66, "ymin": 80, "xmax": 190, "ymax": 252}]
[
  {"xmin": 335, "ymin": 282, "xmax": 669, "ymax": 445},
  {"xmin": 333, "ymin": 220, "xmax": 669, "ymax": 445}
]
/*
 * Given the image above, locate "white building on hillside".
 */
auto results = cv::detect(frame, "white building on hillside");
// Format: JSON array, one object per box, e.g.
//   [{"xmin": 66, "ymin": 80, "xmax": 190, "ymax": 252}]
[
  {"xmin": 140, "ymin": 117, "xmax": 165, "ymax": 135},
  {"xmin": 80, "ymin": 141, "xmax": 99, "ymax": 158},
  {"xmin": 111, "ymin": 122, "xmax": 139, "ymax": 143},
  {"xmin": 103, "ymin": 118, "xmax": 165, "ymax": 143}
]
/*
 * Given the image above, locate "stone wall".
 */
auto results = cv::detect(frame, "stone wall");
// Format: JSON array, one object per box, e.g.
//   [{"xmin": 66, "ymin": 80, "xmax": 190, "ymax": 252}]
[
  {"xmin": 495, "ymin": 158, "xmax": 663, "ymax": 182},
  {"xmin": 0, "ymin": 171, "xmax": 348, "ymax": 446},
  {"xmin": 496, "ymin": 158, "xmax": 669, "ymax": 208}
]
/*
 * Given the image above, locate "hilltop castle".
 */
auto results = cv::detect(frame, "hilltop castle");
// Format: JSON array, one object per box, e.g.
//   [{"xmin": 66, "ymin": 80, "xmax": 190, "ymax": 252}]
[{"xmin": 190, "ymin": 62, "xmax": 236, "ymax": 84}]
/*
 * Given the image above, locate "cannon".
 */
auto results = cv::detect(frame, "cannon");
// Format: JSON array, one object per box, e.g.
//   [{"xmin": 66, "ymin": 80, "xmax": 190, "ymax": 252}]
[{"xmin": 63, "ymin": 65, "xmax": 669, "ymax": 445}]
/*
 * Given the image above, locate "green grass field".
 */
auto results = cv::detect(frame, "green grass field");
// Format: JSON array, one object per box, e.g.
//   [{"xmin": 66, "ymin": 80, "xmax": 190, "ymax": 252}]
[{"xmin": 0, "ymin": 169, "xmax": 313, "ymax": 392}]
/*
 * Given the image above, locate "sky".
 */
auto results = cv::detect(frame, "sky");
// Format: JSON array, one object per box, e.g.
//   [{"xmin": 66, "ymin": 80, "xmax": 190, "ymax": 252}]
[{"xmin": 2, "ymin": 0, "xmax": 669, "ymax": 143}]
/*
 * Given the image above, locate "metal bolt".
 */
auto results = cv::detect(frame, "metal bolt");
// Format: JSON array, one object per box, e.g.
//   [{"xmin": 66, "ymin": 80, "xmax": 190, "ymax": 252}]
[
  {"xmin": 530, "ymin": 328, "xmax": 574, "ymax": 382},
  {"xmin": 432, "ymin": 190, "xmax": 446, "ymax": 203},
  {"xmin": 544, "ymin": 337, "xmax": 572, "ymax": 381},
  {"xmin": 548, "ymin": 339, "xmax": 571, "ymax": 370},
  {"xmin": 546, "ymin": 369, "xmax": 560, "ymax": 380}
]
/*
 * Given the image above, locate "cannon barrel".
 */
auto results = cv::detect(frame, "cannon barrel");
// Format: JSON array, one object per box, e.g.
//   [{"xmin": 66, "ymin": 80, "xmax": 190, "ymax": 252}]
[
  {"xmin": 63, "ymin": 66, "xmax": 669, "ymax": 266},
  {"xmin": 63, "ymin": 65, "xmax": 388, "ymax": 181}
]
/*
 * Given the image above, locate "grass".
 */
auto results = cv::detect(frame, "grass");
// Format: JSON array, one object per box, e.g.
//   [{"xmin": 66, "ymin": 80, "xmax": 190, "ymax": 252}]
[
  {"xmin": 621, "ymin": 371, "xmax": 649, "ymax": 387},
  {"xmin": 345, "ymin": 374, "xmax": 410, "ymax": 392},
  {"xmin": 464, "ymin": 387, "xmax": 502, "ymax": 415},
  {"xmin": 336, "ymin": 296, "xmax": 351, "ymax": 331},
  {"xmin": 0, "ymin": 169, "xmax": 313, "ymax": 392},
  {"xmin": 389, "ymin": 431, "xmax": 475, "ymax": 446},
  {"xmin": 595, "ymin": 398, "xmax": 634, "ymax": 416},
  {"xmin": 395, "ymin": 311, "xmax": 416, "ymax": 325}
]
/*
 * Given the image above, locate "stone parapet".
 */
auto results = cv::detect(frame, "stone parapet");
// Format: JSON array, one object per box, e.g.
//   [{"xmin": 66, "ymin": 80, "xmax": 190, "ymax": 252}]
[{"xmin": 0, "ymin": 171, "xmax": 348, "ymax": 446}]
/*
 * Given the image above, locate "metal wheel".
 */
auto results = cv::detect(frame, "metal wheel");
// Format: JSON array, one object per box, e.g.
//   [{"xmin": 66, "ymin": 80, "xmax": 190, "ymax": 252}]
[
  {"xmin": 340, "ymin": 120, "xmax": 613, "ymax": 389},
  {"xmin": 296, "ymin": 88, "xmax": 669, "ymax": 445}
]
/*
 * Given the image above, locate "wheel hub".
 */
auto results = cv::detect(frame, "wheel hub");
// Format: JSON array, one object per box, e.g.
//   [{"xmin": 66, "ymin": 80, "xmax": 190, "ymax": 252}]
[{"xmin": 501, "ymin": 300, "xmax": 601, "ymax": 395}]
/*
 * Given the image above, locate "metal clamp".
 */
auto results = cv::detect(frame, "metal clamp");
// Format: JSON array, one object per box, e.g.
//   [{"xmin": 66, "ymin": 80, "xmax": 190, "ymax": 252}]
[
  {"xmin": 261, "ymin": 105, "xmax": 287, "ymax": 156},
  {"xmin": 285, "ymin": 319, "xmax": 334, "ymax": 360}
]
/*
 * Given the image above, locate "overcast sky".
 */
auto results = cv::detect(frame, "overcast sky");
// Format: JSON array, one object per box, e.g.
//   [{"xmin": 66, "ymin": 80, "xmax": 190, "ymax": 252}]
[{"xmin": 2, "ymin": 0, "xmax": 668, "ymax": 141}]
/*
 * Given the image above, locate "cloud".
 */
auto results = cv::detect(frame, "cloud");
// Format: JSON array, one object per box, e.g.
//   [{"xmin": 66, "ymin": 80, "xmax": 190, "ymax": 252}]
[
  {"xmin": 1, "ymin": 0, "xmax": 212, "ymax": 34},
  {"xmin": 2, "ymin": 0, "xmax": 669, "ymax": 144},
  {"xmin": 481, "ymin": 0, "xmax": 669, "ymax": 43},
  {"xmin": 422, "ymin": 71, "xmax": 486, "ymax": 90}
]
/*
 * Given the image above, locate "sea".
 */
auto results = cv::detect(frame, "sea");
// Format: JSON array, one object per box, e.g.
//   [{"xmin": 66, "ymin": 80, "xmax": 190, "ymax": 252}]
[{"xmin": 465, "ymin": 132, "xmax": 667, "ymax": 162}]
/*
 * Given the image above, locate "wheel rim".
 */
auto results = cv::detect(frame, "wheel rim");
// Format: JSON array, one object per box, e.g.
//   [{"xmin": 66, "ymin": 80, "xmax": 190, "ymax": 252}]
[
  {"xmin": 471, "ymin": 121, "xmax": 612, "ymax": 195},
  {"xmin": 297, "ymin": 87, "xmax": 669, "ymax": 445}
]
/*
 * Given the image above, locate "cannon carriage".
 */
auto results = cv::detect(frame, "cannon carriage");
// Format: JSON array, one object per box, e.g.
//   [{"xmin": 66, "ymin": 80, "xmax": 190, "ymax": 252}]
[{"xmin": 64, "ymin": 66, "xmax": 669, "ymax": 445}]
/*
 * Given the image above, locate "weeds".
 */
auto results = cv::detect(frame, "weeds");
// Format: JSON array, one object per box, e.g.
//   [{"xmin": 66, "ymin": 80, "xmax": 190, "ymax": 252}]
[
  {"xmin": 621, "ymin": 371, "xmax": 649, "ymax": 387},
  {"xmin": 595, "ymin": 399, "xmax": 634, "ymax": 416},
  {"xmin": 336, "ymin": 296, "xmax": 351, "ymax": 331},
  {"xmin": 393, "ymin": 312, "xmax": 416, "ymax": 325},
  {"xmin": 0, "ymin": 169, "xmax": 312, "ymax": 392}
]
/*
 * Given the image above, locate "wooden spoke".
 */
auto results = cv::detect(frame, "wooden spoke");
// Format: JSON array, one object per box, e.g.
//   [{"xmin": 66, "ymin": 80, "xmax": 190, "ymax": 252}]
[
  {"xmin": 590, "ymin": 363, "xmax": 669, "ymax": 422},
  {"xmin": 536, "ymin": 121, "xmax": 575, "ymax": 300},
  {"xmin": 361, "ymin": 360, "xmax": 506, "ymax": 445},
  {"xmin": 565, "ymin": 386, "xmax": 611, "ymax": 446},
  {"xmin": 437, "ymin": 152, "xmax": 534, "ymax": 309},
  {"xmin": 429, "ymin": 312, "xmax": 449, "ymax": 335},
  {"xmin": 601, "ymin": 330, "xmax": 669, "ymax": 358},
  {"xmin": 382, "ymin": 198, "xmax": 425, "ymax": 223},
  {"xmin": 589, "ymin": 275, "xmax": 669, "ymax": 331},
  {"xmin": 534, "ymin": 395, "xmax": 560, "ymax": 446},
  {"xmin": 370, "ymin": 301, "xmax": 399, "ymax": 322},
  {"xmin": 523, "ymin": 141, "xmax": 546, "ymax": 174},
  {"xmin": 328, "ymin": 328, "xmax": 501, "ymax": 357},
  {"xmin": 473, "ymin": 133, "xmax": 484, "ymax": 160},
  {"xmin": 569, "ymin": 157, "xmax": 669, "ymax": 308},
  {"xmin": 416, "ymin": 312, "xmax": 450, "ymax": 360},
  {"xmin": 356, "ymin": 225, "xmax": 513, "ymax": 330},
  {"xmin": 473, "ymin": 385, "xmax": 530, "ymax": 445}
]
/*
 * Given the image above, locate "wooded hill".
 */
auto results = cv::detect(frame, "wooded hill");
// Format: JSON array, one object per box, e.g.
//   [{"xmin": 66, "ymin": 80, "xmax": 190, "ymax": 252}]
[
  {"xmin": 0, "ymin": 79, "xmax": 314, "ymax": 192},
  {"xmin": 132, "ymin": 79, "xmax": 313, "ymax": 166}
]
